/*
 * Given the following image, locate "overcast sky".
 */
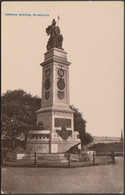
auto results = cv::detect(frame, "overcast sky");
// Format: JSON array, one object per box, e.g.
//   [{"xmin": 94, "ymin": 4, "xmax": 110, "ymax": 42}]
[{"xmin": 2, "ymin": 1, "xmax": 123, "ymax": 137}]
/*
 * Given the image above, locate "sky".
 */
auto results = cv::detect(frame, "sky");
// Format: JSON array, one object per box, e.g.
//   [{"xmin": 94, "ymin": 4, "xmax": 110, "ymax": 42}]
[{"xmin": 2, "ymin": 1, "xmax": 124, "ymax": 137}]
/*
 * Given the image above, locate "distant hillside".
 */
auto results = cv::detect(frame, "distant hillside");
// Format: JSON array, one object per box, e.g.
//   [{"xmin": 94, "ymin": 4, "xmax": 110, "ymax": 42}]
[{"xmin": 93, "ymin": 136, "xmax": 120, "ymax": 144}]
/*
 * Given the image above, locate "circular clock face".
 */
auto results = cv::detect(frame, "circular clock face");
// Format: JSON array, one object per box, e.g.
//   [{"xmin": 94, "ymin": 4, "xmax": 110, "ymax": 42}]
[
  {"xmin": 57, "ymin": 78, "xmax": 65, "ymax": 90},
  {"xmin": 44, "ymin": 78, "xmax": 51, "ymax": 90},
  {"xmin": 58, "ymin": 69, "xmax": 64, "ymax": 77},
  {"xmin": 45, "ymin": 69, "xmax": 51, "ymax": 77}
]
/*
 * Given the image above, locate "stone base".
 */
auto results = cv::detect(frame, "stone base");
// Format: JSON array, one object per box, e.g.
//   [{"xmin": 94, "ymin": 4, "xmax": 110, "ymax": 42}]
[
  {"xmin": 27, "ymin": 140, "xmax": 80, "ymax": 154},
  {"xmin": 27, "ymin": 143, "xmax": 50, "ymax": 153},
  {"xmin": 26, "ymin": 129, "xmax": 80, "ymax": 154},
  {"xmin": 50, "ymin": 141, "xmax": 80, "ymax": 153}
]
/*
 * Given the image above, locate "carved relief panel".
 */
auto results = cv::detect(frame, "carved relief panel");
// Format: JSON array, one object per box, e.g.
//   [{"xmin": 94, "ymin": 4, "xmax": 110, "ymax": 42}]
[
  {"xmin": 44, "ymin": 68, "xmax": 51, "ymax": 100},
  {"xmin": 41, "ymin": 65, "xmax": 53, "ymax": 108},
  {"xmin": 56, "ymin": 67, "xmax": 67, "ymax": 103}
]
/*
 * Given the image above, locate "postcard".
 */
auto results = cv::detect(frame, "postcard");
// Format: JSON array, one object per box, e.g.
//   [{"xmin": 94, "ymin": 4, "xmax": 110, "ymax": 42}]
[{"xmin": 1, "ymin": 1, "xmax": 124, "ymax": 194}]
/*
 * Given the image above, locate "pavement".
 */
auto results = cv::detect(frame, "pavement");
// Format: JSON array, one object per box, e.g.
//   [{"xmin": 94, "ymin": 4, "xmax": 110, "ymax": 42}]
[{"xmin": 1, "ymin": 157, "xmax": 124, "ymax": 194}]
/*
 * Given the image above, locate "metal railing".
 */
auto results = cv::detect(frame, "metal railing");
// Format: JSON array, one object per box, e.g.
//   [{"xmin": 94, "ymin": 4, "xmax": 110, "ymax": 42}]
[{"xmin": 2, "ymin": 150, "xmax": 115, "ymax": 167}]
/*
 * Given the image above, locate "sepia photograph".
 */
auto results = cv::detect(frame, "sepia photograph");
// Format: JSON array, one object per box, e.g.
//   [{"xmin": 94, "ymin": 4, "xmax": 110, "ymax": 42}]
[{"xmin": 1, "ymin": 1, "xmax": 124, "ymax": 194}]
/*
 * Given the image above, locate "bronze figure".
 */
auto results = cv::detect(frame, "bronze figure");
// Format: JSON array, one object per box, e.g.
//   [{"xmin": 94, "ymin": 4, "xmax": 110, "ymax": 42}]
[{"xmin": 46, "ymin": 19, "xmax": 63, "ymax": 51}]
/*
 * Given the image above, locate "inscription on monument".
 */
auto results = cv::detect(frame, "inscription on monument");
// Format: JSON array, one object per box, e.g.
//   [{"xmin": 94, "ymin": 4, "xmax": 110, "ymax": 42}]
[{"xmin": 55, "ymin": 118, "xmax": 71, "ymax": 127}]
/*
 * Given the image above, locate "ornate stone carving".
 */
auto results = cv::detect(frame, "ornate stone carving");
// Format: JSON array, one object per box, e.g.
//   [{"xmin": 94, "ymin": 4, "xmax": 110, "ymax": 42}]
[
  {"xmin": 44, "ymin": 78, "xmax": 51, "ymax": 90},
  {"xmin": 37, "ymin": 121, "xmax": 44, "ymax": 129},
  {"xmin": 56, "ymin": 127, "xmax": 72, "ymax": 141},
  {"xmin": 58, "ymin": 91, "xmax": 65, "ymax": 100},
  {"xmin": 58, "ymin": 69, "xmax": 64, "ymax": 77},
  {"xmin": 57, "ymin": 78, "xmax": 65, "ymax": 90},
  {"xmin": 45, "ymin": 69, "xmax": 51, "ymax": 77},
  {"xmin": 45, "ymin": 91, "xmax": 50, "ymax": 100}
]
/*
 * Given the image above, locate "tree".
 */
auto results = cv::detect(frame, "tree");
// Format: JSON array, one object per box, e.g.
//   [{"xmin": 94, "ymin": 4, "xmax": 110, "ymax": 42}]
[
  {"xmin": 80, "ymin": 132, "xmax": 93, "ymax": 146},
  {"xmin": 70, "ymin": 105, "xmax": 86, "ymax": 133},
  {"xmin": 70, "ymin": 105, "xmax": 93, "ymax": 147},
  {"xmin": 1, "ymin": 89, "xmax": 41, "ymax": 149}
]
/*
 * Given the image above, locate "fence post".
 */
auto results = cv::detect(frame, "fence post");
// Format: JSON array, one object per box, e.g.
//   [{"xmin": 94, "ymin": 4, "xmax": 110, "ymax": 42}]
[
  {"xmin": 34, "ymin": 152, "xmax": 36, "ymax": 166},
  {"xmin": 111, "ymin": 150, "xmax": 115, "ymax": 164},
  {"xmin": 1, "ymin": 154, "xmax": 3, "ymax": 166},
  {"xmin": 93, "ymin": 151, "xmax": 95, "ymax": 166},
  {"xmin": 68, "ymin": 152, "xmax": 71, "ymax": 168}
]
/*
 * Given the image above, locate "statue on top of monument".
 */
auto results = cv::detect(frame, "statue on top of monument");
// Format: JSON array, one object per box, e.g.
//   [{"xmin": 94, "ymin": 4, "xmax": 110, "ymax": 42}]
[{"xmin": 46, "ymin": 18, "xmax": 63, "ymax": 51}]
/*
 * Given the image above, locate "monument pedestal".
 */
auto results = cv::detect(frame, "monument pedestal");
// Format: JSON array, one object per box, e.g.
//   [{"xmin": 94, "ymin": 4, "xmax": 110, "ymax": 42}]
[
  {"xmin": 26, "ymin": 130, "xmax": 79, "ymax": 153},
  {"xmin": 27, "ymin": 47, "xmax": 80, "ymax": 153}
]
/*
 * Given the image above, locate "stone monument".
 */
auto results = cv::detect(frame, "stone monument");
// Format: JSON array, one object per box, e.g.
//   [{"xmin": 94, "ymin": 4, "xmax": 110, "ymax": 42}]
[{"xmin": 27, "ymin": 19, "xmax": 80, "ymax": 154}]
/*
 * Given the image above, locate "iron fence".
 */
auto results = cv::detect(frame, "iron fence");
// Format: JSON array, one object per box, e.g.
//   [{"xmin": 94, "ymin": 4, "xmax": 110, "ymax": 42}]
[{"xmin": 2, "ymin": 150, "xmax": 115, "ymax": 167}]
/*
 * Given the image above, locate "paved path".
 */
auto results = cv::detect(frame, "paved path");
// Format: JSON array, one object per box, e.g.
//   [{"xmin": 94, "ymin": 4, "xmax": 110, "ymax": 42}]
[{"xmin": 1, "ymin": 157, "xmax": 123, "ymax": 194}]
